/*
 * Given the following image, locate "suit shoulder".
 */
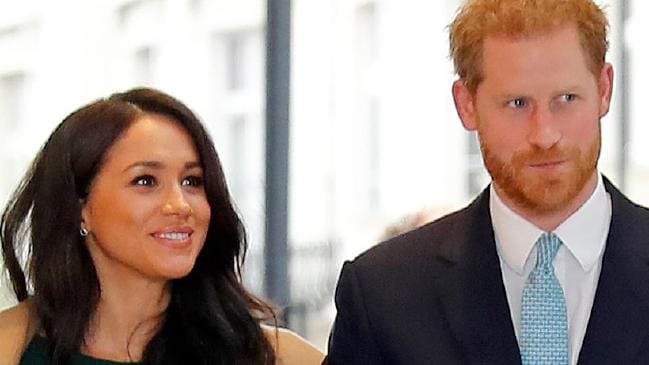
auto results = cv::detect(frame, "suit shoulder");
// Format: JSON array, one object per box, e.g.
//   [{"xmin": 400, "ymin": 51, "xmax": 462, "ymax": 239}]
[{"xmin": 351, "ymin": 204, "xmax": 476, "ymax": 272}]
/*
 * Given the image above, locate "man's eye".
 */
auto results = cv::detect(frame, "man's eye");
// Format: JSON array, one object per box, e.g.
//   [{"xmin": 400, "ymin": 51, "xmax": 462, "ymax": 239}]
[
  {"xmin": 560, "ymin": 94, "xmax": 576, "ymax": 102},
  {"xmin": 182, "ymin": 176, "xmax": 204, "ymax": 187},
  {"xmin": 507, "ymin": 98, "xmax": 526, "ymax": 109},
  {"xmin": 133, "ymin": 175, "xmax": 156, "ymax": 186}
]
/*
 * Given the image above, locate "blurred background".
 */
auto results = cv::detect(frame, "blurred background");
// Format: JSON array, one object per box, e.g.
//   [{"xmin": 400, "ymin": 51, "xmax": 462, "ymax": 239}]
[{"xmin": 0, "ymin": 0, "xmax": 647, "ymax": 351}]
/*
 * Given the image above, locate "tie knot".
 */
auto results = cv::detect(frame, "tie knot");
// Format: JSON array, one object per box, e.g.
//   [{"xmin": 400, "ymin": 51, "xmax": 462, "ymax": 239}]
[{"xmin": 535, "ymin": 232, "xmax": 562, "ymax": 268}]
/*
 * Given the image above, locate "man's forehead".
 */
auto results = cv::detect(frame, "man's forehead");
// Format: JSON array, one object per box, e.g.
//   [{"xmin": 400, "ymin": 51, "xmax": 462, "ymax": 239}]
[{"xmin": 482, "ymin": 22, "xmax": 579, "ymax": 45}]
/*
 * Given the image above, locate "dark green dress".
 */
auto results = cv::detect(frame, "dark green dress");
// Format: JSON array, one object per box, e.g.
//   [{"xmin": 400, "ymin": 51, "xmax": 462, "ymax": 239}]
[{"xmin": 20, "ymin": 337, "xmax": 139, "ymax": 365}]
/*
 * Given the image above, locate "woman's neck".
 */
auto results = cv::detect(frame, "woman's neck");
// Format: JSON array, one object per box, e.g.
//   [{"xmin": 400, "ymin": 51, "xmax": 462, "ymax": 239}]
[{"xmin": 82, "ymin": 268, "xmax": 170, "ymax": 362}]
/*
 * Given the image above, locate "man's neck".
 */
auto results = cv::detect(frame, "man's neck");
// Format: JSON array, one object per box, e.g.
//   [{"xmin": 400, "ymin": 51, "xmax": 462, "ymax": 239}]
[{"xmin": 493, "ymin": 172, "xmax": 599, "ymax": 232}]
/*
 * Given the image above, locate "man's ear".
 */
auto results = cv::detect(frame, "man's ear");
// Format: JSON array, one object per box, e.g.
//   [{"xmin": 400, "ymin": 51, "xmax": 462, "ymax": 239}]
[
  {"xmin": 452, "ymin": 80, "xmax": 478, "ymax": 131},
  {"xmin": 598, "ymin": 62, "xmax": 614, "ymax": 118}
]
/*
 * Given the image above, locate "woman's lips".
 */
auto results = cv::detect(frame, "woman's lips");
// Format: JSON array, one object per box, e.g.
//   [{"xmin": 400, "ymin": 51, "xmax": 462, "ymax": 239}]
[{"xmin": 151, "ymin": 228, "xmax": 194, "ymax": 247}]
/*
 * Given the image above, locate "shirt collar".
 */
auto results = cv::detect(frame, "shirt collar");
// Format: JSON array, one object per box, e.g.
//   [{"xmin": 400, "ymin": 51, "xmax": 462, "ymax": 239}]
[{"xmin": 490, "ymin": 173, "xmax": 610, "ymax": 275}]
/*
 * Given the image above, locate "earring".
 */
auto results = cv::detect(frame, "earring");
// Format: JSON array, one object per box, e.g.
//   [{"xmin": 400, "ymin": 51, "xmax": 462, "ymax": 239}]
[{"xmin": 80, "ymin": 227, "xmax": 89, "ymax": 237}]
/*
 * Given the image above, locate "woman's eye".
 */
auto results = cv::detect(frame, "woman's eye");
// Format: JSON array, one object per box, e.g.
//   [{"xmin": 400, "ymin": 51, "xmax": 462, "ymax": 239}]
[
  {"xmin": 133, "ymin": 175, "xmax": 156, "ymax": 186},
  {"xmin": 507, "ymin": 98, "xmax": 527, "ymax": 109},
  {"xmin": 182, "ymin": 176, "xmax": 204, "ymax": 187}
]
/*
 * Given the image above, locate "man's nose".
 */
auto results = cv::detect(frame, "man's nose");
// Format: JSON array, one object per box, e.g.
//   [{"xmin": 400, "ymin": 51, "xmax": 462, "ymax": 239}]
[{"xmin": 527, "ymin": 106, "xmax": 561, "ymax": 150}]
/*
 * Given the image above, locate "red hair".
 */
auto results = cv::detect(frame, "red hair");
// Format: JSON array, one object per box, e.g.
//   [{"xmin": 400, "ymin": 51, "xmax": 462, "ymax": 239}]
[{"xmin": 449, "ymin": 0, "xmax": 609, "ymax": 94}]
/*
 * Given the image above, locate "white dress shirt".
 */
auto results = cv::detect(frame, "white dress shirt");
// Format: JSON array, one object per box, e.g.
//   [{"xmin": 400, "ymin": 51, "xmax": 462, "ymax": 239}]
[{"xmin": 490, "ymin": 173, "xmax": 611, "ymax": 365}]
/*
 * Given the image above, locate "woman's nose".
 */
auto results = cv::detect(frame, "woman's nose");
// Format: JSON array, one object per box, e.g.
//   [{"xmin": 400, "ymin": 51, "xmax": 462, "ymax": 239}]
[{"xmin": 161, "ymin": 186, "xmax": 192, "ymax": 216}]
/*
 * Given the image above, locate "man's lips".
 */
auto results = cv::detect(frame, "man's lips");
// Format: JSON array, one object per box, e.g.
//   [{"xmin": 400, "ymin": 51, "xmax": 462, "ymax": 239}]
[{"xmin": 528, "ymin": 160, "xmax": 566, "ymax": 169}]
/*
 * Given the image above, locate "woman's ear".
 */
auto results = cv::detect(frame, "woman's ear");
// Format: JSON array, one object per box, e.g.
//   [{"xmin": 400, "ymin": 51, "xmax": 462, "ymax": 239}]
[
  {"xmin": 80, "ymin": 198, "xmax": 90, "ymax": 232},
  {"xmin": 452, "ymin": 80, "xmax": 478, "ymax": 131}
]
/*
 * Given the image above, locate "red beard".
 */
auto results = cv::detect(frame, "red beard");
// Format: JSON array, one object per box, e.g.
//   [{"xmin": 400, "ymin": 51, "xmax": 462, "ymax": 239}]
[{"xmin": 479, "ymin": 129, "xmax": 600, "ymax": 214}]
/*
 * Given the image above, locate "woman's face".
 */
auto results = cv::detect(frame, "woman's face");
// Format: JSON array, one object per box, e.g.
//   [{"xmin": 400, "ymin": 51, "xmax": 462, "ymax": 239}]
[{"xmin": 81, "ymin": 113, "xmax": 211, "ymax": 283}]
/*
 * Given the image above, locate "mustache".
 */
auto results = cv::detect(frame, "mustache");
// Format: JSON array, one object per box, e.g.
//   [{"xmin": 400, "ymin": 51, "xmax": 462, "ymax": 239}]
[{"xmin": 511, "ymin": 146, "xmax": 573, "ymax": 165}]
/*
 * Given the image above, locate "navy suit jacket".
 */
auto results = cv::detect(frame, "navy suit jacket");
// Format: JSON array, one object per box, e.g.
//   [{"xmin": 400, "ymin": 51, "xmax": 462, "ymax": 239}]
[{"xmin": 326, "ymin": 178, "xmax": 649, "ymax": 364}]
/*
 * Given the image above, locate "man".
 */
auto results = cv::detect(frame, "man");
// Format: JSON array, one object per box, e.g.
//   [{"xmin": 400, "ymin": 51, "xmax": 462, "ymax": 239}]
[{"xmin": 326, "ymin": 0, "xmax": 649, "ymax": 364}]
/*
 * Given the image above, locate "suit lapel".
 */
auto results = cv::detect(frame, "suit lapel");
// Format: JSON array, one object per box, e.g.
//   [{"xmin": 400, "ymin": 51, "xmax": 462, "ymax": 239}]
[
  {"xmin": 433, "ymin": 178, "xmax": 649, "ymax": 364},
  {"xmin": 436, "ymin": 189, "xmax": 522, "ymax": 365},
  {"xmin": 578, "ymin": 180, "xmax": 649, "ymax": 364}
]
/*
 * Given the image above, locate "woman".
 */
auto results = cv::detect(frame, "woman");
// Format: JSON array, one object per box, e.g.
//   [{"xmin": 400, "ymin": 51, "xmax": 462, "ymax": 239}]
[{"xmin": 0, "ymin": 88, "xmax": 323, "ymax": 365}]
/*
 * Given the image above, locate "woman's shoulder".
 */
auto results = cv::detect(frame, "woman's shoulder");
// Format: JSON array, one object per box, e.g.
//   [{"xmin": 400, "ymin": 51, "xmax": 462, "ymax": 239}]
[
  {"xmin": 262, "ymin": 326, "xmax": 324, "ymax": 365},
  {"xmin": 0, "ymin": 300, "xmax": 38, "ymax": 365},
  {"xmin": 0, "ymin": 300, "xmax": 33, "ymax": 342}
]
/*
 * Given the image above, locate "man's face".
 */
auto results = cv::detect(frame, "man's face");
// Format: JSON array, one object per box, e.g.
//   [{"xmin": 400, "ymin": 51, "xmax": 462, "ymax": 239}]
[{"xmin": 454, "ymin": 25, "xmax": 613, "ymax": 215}]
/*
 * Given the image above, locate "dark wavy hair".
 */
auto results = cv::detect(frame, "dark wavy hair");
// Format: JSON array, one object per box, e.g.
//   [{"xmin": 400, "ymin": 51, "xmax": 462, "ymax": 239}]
[{"xmin": 1, "ymin": 87, "xmax": 276, "ymax": 364}]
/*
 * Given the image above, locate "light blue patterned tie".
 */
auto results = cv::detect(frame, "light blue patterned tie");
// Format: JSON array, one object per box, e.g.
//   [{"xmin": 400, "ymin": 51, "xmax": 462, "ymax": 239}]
[{"xmin": 520, "ymin": 232, "xmax": 568, "ymax": 365}]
